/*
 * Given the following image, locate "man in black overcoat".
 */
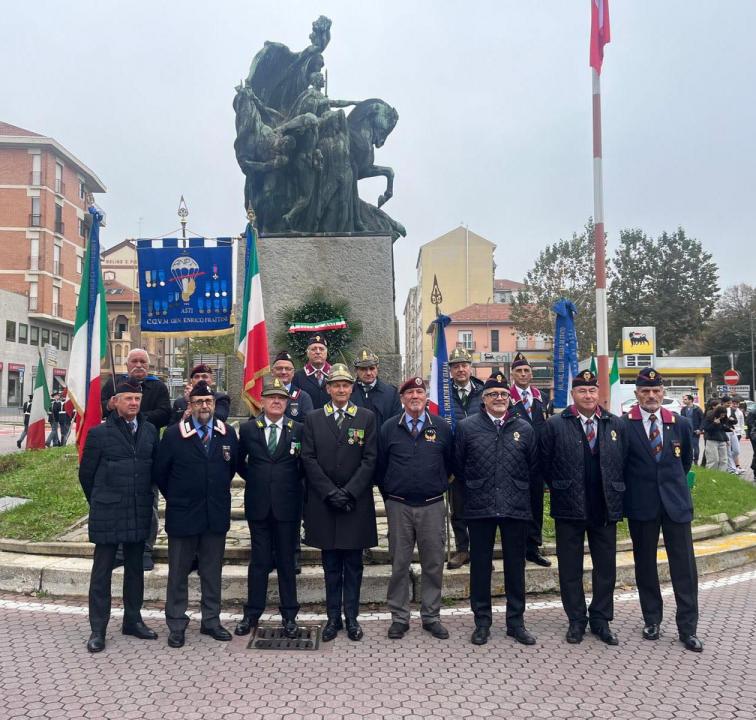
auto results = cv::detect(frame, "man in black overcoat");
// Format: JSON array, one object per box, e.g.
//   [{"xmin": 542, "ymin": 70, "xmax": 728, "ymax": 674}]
[
  {"xmin": 350, "ymin": 348, "xmax": 402, "ymax": 429},
  {"xmin": 540, "ymin": 370, "xmax": 625, "ymax": 645},
  {"xmin": 79, "ymin": 382, "xmax": 160, "ymax": 653},
  {"xmin": 623, "ymin": 367, "xmax": 701, "ymax": 652},
  {"xmin": 292, "ymin": 334, "xmax": 332, "ymax": 409},
  {"xmin": 154, "ymin": 382, "xmax": 239, "ymax": 648},
  {"xmin": 235, "ymin": 376, "xmax": 305, "ymax": 638},
  {"xmin": 170, "ymin": 363, "xmax": 231, "ymax": 426},
  {"xmin": 508, "ymin": 352, "xmax": 551, "ymax": 567},
  {"xmin": 301, "ymin": 363, "xmax": 377, "ymax": 642}
]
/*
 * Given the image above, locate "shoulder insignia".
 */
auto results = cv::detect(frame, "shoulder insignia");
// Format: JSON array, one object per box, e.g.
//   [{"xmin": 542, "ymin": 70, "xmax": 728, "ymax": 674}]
[
  {"xmin": 291, "ymin": 388, "xmax": 301, "ymax": 399},
  {"xmin": 179, "ymin": 421, "xmax": 197, "ymax": 439},
  {"xmin": 346, "ymin": 404, "xmax": 358, "ymax": 417}
]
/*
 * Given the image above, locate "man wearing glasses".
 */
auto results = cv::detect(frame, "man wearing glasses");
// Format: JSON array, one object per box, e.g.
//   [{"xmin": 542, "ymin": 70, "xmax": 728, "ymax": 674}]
[
  {"xmin": 454, "ymin": 371, "xmax": 537, "ymax": 647},
  {"xmin": 155, "ymin": 382, "xmax": 239, "ymax": 648}
]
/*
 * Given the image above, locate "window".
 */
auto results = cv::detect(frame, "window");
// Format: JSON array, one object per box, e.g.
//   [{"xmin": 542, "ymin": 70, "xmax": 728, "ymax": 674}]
[
  {"xmin": 52, "ymin": 286, "xmax": 60, "ymax": 316},
  {"xmin": 61, "ymin": 332, "xmax": 69, "ymax": 351},
  {"xmin": 28, "ymin": 281, "xmax": 38, "ymax": 311},
  {"xmin": 76, "ymin": 255, "xmax": 83, "ymax": 274},
  {"xmin": 55, "ymin": 162, "xmax": 64, "ymax": 194},
  {"xmin": 30, "ymin": 326, "xmax": 39, "ymax": 346},
  {"xmin": 104, "ymin": 270, "xmax": 116, "ymax": 281},
  {"xmin": 18, "ymin": 324, "xmax": 28, "ymax": 344},
  {"xmin": 31, "ymin": 153, "xmax": 42, "ymax": 185},
  {"xmin": 457, "ymin": 330, "xmax": 474, "ymax": 350},
  {"xmin": 490, "ymin": 329, "xmax": 499, "ymax": 352},
  {"xmin": 6, "ymin": 320, "xmax": 16, "ymax": 342},
  {"xmin": 79, "ymin": 218, "xmax": 87, "ymax": 237},
  {"xmin": 114, "ymin": 315, "xmax": 129, "ymax": 340},
  {"xmin": 55, "ymin": 203, "xmax": 64, "ymax": 234},
  {"xmin": 30, "ymin": 196, "xmax": 41, "ymax": 226},
  {"xmin": 53, "ymin": 244, "xmax": 61, "ymax": 275},
  {"xmin": 41, "ymin": 328, "xmax": 50, "ymax": 346},
  {"xmin": 51, "ymin": 330, "xmax": 60, "ymax": 349},
  {"xmin": 79, "ymin": 179, "xmax": 86, "ymax": 200}
]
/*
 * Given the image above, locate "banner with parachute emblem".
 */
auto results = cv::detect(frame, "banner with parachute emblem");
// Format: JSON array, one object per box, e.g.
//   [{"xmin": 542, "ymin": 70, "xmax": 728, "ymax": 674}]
[{"xmin": 136, "ymin": 238, "xmax": 234, "ymax": 337}]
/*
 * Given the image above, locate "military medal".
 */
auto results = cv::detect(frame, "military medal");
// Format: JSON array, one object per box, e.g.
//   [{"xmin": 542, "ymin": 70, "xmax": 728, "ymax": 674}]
[
  {"xmin": 290, "ymin": 403, "xmax": 299, "ymax": 416},
  {"xmin": 222, "ymin": 445, "xmax": 231, "ymax": 462},
  {"xmin": 513, "ymin": 431, "xmax": 520, "ymax": 442},
  {"xmin": 348, "ymin": 428, "xmax": 355, "ymax": 445},
  {"xmin": 611, "ymin": 430, "xmax": 617, "ymax": 441},
  {"xmin": 354, "ymin": 428, "xmax": 365, "ymax": 446},
  {"xmin": 424, "ymin": 428, "xmax": 437, "ymax": 442}
]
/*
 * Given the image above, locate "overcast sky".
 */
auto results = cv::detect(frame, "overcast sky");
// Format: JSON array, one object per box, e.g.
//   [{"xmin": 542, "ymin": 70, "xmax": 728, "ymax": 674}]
[{"xmin": 4, "ymin": 1, "xmax": 755, "ymax": 328}]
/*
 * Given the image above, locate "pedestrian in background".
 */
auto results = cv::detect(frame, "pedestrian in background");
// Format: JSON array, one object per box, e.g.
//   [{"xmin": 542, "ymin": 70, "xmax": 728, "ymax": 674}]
[
  {"xmin": 703, "ymin": 399, "xmax": 729, "ymax": 472},
  {"xmin": 680, "ymin": 395, "xmax": 704, "ymax": 464},
  {"xmin": 16, "ymin": 394, "xmax": 32, "ymax": 448}
]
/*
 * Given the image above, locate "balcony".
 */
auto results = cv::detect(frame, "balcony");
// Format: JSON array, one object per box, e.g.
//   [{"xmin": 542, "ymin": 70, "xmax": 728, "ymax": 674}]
[
  {"xmin": 28, "ymin": 297, "xmax": 38, "ymax": 311},
  {"xmin": 29, "ymin": 171, "xmax": 43, "ymax": 186},
  {"xmin": 52, "ymin": 303, "xmax": 63, "ymax": 317},
  {"xmin": 55, "ymin": 179, "xmax": 66, "ymax": 195},
  {"xmin": 53, "ymin": 261, "xmax": 64, "ymax": 276},
  {"xmin": 29, "ymin": 214, "xmax": 42, "ymax": 227},
  {"xmin": 54, "ymin": 220, "xmax": 65, "ymax": 235},
  {"xmin": 27, "ymin": 255, "xmax": 45, "ymax": 272}
]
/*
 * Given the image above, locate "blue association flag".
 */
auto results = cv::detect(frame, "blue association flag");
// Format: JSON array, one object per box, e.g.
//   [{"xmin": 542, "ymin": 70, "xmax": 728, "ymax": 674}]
[
  {"xmin": 428, "ymin": 314, "xmax": 456, "ymax": 429},
  {"xmin": 552, "ymin": 299, "xmax": 579, "ymax": 409}
]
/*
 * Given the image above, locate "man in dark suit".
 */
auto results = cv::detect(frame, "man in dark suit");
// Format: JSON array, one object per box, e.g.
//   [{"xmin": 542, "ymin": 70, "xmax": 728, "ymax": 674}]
[
  {"xmin": 350, "ymin": 348, "xmax": 402, "ymax": 429},
  {"xmin": 235, "ymin": 376, "xmax": 304, "ymax": 638},
  {"xmin": 271, "ymin": 350, "xmax": 314, "ymax": 419},
  {"xmin": 447, "ymin": 346, "xmax": 485, "ymax": 569},
  {"xmin": 79, "ymin": 382, "xmax": 159, "ymax": 653},
  {"xmin": 680, "ymin": 394, "xmax": 704, "ymax": 464},
  {"xmin": 508, "ymin": 352, "xmax": 551, "ymax": 567},
  {"xmin": 292, "ymin": 334, "xmax": 332, "ymax": 409},
  {"xmin": 622, "ymin": 368, "xmax": 701, "ymax": 652},
  {"xmin": 301, "ymin": 363, "xmax": 378, "ymax": 642},
  {"xmin": 154, "ymin": 382, "xmax": 239, "ymax": 649},
  {"xmin": 170, "ymin": 363, "xmax": 231, "ymax": 426}
]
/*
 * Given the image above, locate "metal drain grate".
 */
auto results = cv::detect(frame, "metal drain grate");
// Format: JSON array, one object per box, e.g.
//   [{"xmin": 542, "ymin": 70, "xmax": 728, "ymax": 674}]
[{"xmin": 247, "ymin": 624, "xmax": 322, "ymax": 651}]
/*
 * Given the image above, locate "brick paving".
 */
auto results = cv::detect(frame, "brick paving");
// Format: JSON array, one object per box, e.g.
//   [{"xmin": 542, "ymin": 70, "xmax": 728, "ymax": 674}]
[{"xmin": 1, "ymin": 566, "xmax": 755, "ymax": 719}]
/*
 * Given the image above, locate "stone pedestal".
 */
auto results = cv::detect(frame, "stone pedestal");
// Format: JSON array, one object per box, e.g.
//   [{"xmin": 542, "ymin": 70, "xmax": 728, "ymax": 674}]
[{"xmin": 229, "ymin": 232, "xmax": 400, "ymax": 416}]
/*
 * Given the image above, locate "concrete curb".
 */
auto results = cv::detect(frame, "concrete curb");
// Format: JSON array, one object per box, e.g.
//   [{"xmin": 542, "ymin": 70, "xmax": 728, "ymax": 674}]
[{"xmin": 1, "ymin": 531, "xmax": 755, "ymax": 605}]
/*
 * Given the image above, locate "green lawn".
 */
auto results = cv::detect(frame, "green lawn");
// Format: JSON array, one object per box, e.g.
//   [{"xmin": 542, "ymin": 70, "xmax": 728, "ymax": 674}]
[{"xmin": 0, "ymin": 447, "xmax": 87, "ymax": 541}]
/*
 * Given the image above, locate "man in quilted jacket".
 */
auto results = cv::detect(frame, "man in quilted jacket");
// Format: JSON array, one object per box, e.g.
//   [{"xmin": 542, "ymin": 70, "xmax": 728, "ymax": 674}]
[
  {"xmin": 540, "ymin": 369, "xmax": 626, "ymax": 646},
  {"xmin": 454, "ymin": 371, "xmax": 537, "ymax": 647}
]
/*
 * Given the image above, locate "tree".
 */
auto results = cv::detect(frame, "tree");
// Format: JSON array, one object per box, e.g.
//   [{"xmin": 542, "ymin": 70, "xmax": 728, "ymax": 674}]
[
  {"xmin": 511, "ymin": 219, "xmax": 600, "ymax": 356},
  {"xmin": 609, "ymin": 227, "xmax": 719, "ymax": 353}
]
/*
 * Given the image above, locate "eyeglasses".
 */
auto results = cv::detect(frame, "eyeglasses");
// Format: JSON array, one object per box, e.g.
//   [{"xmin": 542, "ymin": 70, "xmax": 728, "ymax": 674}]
[
  {"xmin": 484, "ymin": 392, "xmax": 509, "ymax": 399},
  {"xmin": 190, "ymin": 399, "xmax": 214, "ymax": 406}
]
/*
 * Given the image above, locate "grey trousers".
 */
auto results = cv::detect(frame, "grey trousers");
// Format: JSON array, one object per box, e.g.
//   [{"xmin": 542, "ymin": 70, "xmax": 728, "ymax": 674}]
[
  {"xmin": 165, "ymin": 531, "xmax": 226, "ymax": 632},
  {"xmin": 385, "ymin": 498, "xmax": 446, "ymax": 625}
]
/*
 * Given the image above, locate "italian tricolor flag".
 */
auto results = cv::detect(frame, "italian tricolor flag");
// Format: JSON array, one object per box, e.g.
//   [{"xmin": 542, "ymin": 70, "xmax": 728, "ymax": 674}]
[
  {"xmin": 67, "ymin": 207, "xmax": 108, "ymax": 458},
  {"xmin": 237, "ymin": 222, "xmax": 269, "ymax": 413},
  {"xmin": 609, "ymin": 346, "xmax": 622, "ymax": 416},
  {"xmin": 26, "ymin": 355, "xmax": 50, "ymax": 450}
]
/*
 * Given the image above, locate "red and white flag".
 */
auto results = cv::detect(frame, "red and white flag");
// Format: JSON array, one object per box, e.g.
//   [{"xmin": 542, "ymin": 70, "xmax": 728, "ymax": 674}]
[
  {"xmin": 67, "ymin": 207, "xmax": 108, "ymax": 458},
  {"xmin": 25, "ymin": 354, "xmax": 50, "ymax": 450},
  {"xmin": 590, "ymin": 0, "xmax": 611, "ymax": 74},
  {"xmin": 237, "ymin": 222, "xmax": 269, "ymax": 413}
]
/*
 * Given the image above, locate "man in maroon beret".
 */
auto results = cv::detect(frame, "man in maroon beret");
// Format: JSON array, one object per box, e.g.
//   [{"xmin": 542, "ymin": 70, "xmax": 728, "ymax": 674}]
[
  {"xmin": 170, "ymin": 363, "xmax": 231, "ymax": 426},
  {"xmin": 377, "ymin": 377, "xmax": 454, "ymax": 640}
]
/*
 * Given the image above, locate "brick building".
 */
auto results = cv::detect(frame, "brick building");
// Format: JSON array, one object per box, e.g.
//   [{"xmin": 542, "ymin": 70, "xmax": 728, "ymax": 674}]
[{"xmin": 0, "ymin": 121, "xmax": 105, "ymax": 405}]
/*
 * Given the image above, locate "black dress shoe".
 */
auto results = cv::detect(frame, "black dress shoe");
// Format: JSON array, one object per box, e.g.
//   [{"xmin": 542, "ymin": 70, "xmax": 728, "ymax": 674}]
[
  {"xmin": 470, "ymin": 626, "xmax": 490, "ymax": 645},
  {"xmin": 200, "ymin": 624, "xmax": 232, "ymax": 641},
  {"xmin": 387, "ymin": 621, "xmax": 409, "ymax": 639},
  {"xmin": 507, "ymin": 626, "xmax": 537, "ymax": 645},
  {"xmin": 590, "ymin": 624, "xmax": 619, "ymax": 646},
  {"xmin": 565, "ymin": 622, "xmax": 585, "ymax": 644},
  {"xmin": 447, "ymin": 551, "xmax": 470, "ymax": 570},
  {"xmin": 87, "ymin": 632, "xmax": 105, "ymax": 653},
  {"xmin": 167, "ymin": 630, "xmax": 185, "ymax": 648},
  {"xmin": 642, "ymin": 623, "xmax": 660, "ymax": 640},
  {"xmin": 525, "ymin": 550, "xmax": 552, "ymax": 567},
  {"xmin": 234, "ymin": 616, "xmax": 258, "ymax": 636},
  {"xmin": 680, "ymin": 634, "xmax": 703, "ymax": 652},
  {"xmin": 422, "ymin": 621, "xmax": 450, "ymax": 639},
  {"xmin": 122, "ymin": 621, "xmax": 158, "ymax": 640},
  {"xmin": 321, "ymin": 618, "xmax": 342, "ymax": 642},
  {"xmin": 282, "ymin": 620, "xmax": 299, "ymax": 639},
  {"xmin": 345, "ymin": 618, "xmax": 363, "ymax": 641}
]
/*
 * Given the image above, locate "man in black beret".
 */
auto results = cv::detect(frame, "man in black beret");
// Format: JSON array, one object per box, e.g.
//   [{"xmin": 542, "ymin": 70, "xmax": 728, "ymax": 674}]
[
  {"xmin": 292, "ymin": 334, "xmax": 332, "ymax": 409},
  {"xmin": 79, "ymin": 381, "xmax": 160, "ymax": 652},
  {"xmin": 454, "ymin": 371, "xmax": 537, "ymax": 646},
  {"xmin": 170, "ymin": 363, "xmax": 231, "ymax": 426},
  {"xmin": 377, "ymin": 376, "xmax": 454, "ymax": 640},
  {"xmin": 622, "ymin": 368, "xmax": 701, "ymax": 651},
  {"xmin": 271, "ymin": 350, "xmax": 314, "ymax": 419},
  {"xmin": 155, "ymin": 381, "xmax": 239, "ymax": 648},
  {"xmin": 540, "ymin": 369, "xmax": 625, "ymax": 645}
]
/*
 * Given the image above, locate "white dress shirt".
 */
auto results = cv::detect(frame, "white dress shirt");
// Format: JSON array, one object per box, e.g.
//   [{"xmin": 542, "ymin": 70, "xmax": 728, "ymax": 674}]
[
  {"xmin": 263, "ymin": 415, "xmax": 284, "ymax": 447},
  {"xmin": 639, "ymin": 406, "xmax": 664, "ymax": 444}
]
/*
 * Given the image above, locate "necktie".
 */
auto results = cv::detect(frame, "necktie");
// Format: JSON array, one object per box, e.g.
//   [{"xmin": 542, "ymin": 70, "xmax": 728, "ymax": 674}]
[
  {"xmin": 335, "ymin": 409, "xmax": 344, "ymax": 429},
  {"xmin": 199, "ymin": 424, "xmax": 210, "ymax": 453},
  {"xmin": 522, "ymin": 389, "xmax": 531, "ymax": 414},
  {"xmin": 410, "ymin": 418, "xmax": 420, "ymax": 438},
  {"xmin": 129, "ymin": 420, "xmax": 137, "ymax": 436},
  {"xmin": 316, "ymin": 370, "xmax": 324, "ymax": 386},
  {"xmin": 267, "ymin": 423, "xmax": 278, "ymax": 454},
  {"xmin": 459, "ymin": 388, "xmax": 468, "ymax": 404},
  {"xmin": 585, "ymin": 418, "xmax": 596, "ymax": 453},
  {"xmin": 648, "ymin": 414, "xmax": 662, "ymax": 461}
]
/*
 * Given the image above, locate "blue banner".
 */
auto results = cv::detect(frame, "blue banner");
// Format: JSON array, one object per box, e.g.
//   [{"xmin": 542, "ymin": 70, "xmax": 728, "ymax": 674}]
[
  {"xmin": 551, "ymin": 299, "xmax": 579, "ymax": 409},
  {"xmin": 136, "ymin": 238, "xmax": 234, "ymax": 336},
  {"xmin": 430, "ymin": 314, "xmax": 456, "ymax": 430}
]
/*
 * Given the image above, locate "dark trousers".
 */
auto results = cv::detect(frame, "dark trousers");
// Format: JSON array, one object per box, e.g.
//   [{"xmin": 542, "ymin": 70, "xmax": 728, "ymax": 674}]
[
  {"xmin": 629, "ymin": 512, "xmax": 699, "ymax": 636},
  {"xmin": 245, "ymin": 515, "xmax": 300, "ymax": 621},
  {"xmin": 526, "ymin": 478, "xmax": 545, "ymax": 552},
  {"xmin": 321, "ymin": 548, "xmax": 363, "ymax": 620},
  {"xmin": 88, "ymin": 541, "xmax": 145, "ymax": 633},
  {"xmin": 468, "ymin": 517, "xmax": 527, "ymax": 630},
  {"xmin": 449, "ymin": 479, "xmax": 469, "ymax": 552},
  {"xmin": 165, "ymin": 531, "xmax": 226, "ymax": 631},
  {"xmin": 555, "ymin": 520, "xmax": 616, "ymax": 627}
]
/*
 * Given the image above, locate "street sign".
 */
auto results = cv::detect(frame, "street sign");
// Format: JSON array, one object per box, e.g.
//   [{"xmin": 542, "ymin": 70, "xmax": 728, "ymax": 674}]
[
  {"xmin": 723, "ymin": 369, "xmax": 741, "ymax": 385},
  {"xmin": 716, "ymin": 384, "xmax": 750, "ymax": 397}
]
